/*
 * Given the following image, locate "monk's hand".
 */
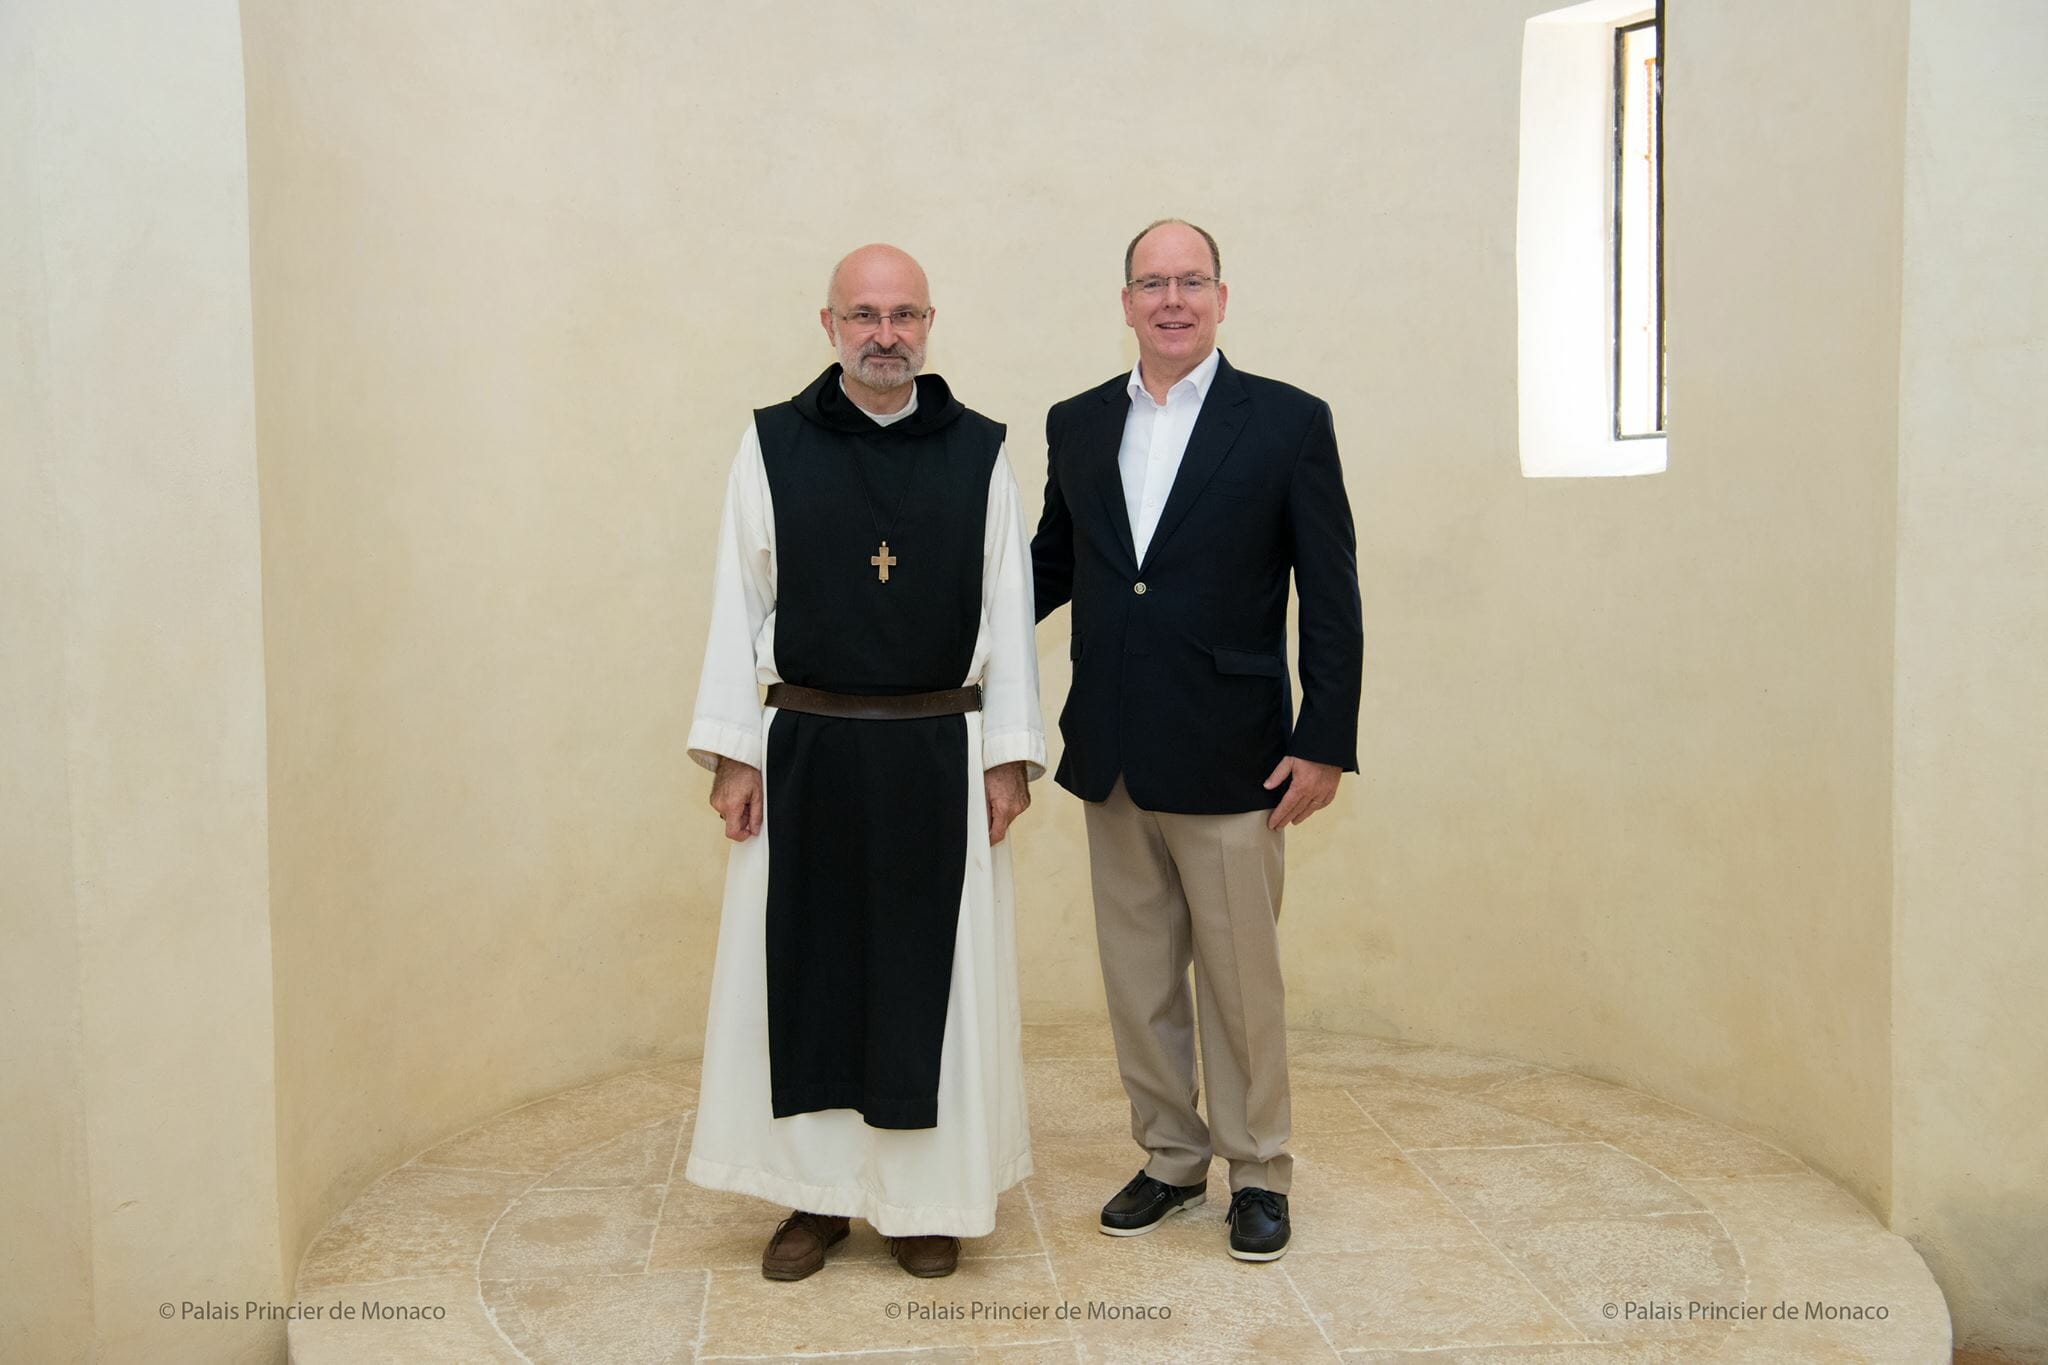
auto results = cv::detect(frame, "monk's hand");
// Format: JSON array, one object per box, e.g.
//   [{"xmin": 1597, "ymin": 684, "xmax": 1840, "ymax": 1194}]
[
  {"xmin": 1263, "ymin": 755, "xmax": 1341, "ymax": 830},
  {"xmin": 710, "ymin": 757, "xmax": 764, "ymax": 841},
  {"xmin": 985, "ymin": 760, "xmax": 1031, "ymax": 845}
]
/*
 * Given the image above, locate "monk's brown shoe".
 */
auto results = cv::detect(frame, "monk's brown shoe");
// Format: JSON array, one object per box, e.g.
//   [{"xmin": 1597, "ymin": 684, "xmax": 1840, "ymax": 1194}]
[
  {"xmin": 761, "ymin": 1210, "xmax": 850, "ymax": 1281},
  {"xmin": 889, "ymin": 1234, "xmax": 960, "ymax": 1277}
]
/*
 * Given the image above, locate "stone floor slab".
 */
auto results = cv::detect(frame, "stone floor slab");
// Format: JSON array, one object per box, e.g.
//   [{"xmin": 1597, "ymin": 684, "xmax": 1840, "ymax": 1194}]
[
  {"xmin": 1482, "ymin": 1212, "xmax": 1746, "ymax": 1340},
  {"xmin": 287, "ymin": 1275, "xmax": 521, "ymax": 1364},
  {"xmin": 698, "ymin": 1256, "xmax": 1063, "ymax": 1356},
  {"xmin": 289, "ymin": 1032, "xmax": 1950, "ymax": 1363},
  {"xmin": 1286, "ymin": 1244, "xmax": 1582, "ymax": 1352},
  {"xmin": 297, "ymin": 1166, "xmax": 537, "ymax": 1290},
  {"xmin": 479, "ymin": 1184, "xmax": 665, "ymax": 1279},
  {"xmin": 1343, "ymin": 1340, "xmax": 1703, "ymax": 1363},
  {"xmin": 1482, "ymin": 1073, "xmax": 1804, "ymax": 1179},
  {"xmin": 1680, "ymin": 1173, "xmax": 1952, "ymax": 1361},
  {"xmin": 540, "ymin": 1115, "xmax": 686, "ymax": 1189},
  {"xmin": 417, "ymin": 1067, "xmax": 694, "ymax": 1175},
  {"xmin": 483, "ymin": 1268, "xmax": 704, "ymax": 1363},
  {"xmin": 1347, "ymin": 1075, "xmax": 1584, "ymax": 1151},
  {"xmin": 1413, "ymin": 1144, "xmax": 1705, "ymax": 1223}
]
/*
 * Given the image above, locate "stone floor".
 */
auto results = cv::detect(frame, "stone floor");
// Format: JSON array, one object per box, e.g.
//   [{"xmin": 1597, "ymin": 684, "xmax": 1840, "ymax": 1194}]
[{"xmin": 289, "ymin": 1025, "xmax": 1950, "ymax": 1363}]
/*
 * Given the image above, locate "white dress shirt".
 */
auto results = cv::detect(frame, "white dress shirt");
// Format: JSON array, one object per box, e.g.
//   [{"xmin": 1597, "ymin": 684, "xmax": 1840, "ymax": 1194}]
[{"xmin": 1119, "ymin": 347, "xmax": 1221, "ymax": 563}]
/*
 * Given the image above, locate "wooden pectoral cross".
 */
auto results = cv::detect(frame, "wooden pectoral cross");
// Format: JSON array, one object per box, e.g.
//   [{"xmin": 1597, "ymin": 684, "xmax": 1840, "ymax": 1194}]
[{"xmin": 870, "ymin": 540, "xmax": 897, "ymax": 583}]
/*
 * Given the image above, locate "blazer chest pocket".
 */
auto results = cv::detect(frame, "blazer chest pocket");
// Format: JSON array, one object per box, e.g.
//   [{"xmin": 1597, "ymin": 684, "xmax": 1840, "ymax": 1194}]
[{"xmin": 1211, "ymin": 646, "xmax": 1285, "ymax": 678}]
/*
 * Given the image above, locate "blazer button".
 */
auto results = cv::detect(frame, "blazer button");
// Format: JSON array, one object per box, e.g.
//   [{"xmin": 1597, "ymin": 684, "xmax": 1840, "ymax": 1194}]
[{"xmin": 1133, "ymin": 581, "xmax": 1148, "ymax": 595}]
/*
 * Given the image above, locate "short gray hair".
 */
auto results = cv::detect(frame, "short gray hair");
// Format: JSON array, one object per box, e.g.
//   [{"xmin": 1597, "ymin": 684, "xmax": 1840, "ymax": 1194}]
[{"xmin": 1124, "ymin": 218, "xmax": 1221, "ymax": 283}]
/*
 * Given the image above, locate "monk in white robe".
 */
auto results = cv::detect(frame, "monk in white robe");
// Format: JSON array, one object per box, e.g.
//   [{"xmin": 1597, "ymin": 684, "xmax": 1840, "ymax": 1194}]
[{"xmin": 682, "ymin": 245, "xmax": 1044, "ymax": 1280}]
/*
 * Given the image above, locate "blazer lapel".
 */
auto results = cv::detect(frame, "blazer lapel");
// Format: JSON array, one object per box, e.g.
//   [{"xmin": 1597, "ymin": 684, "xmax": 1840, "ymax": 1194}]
[
  {"xmin": 1140, "ymin": 352, "xmax": 1249, "ymax": 571},
  {"xmin": 1085, "ymin": 380, "xmax": 1139, "ymax": 571}
]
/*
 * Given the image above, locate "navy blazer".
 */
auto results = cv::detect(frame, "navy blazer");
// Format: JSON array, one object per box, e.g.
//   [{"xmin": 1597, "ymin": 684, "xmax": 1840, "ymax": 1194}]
[{"xmin": 1031, "ymin": 352, "xmax": 1363, "ymax": 815}]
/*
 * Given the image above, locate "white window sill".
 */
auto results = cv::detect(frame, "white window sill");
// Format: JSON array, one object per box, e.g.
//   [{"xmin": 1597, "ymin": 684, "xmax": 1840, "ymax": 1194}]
[{"xmin": 1522, "ymin": 434, "xmax": 1667, "ymax": 479}]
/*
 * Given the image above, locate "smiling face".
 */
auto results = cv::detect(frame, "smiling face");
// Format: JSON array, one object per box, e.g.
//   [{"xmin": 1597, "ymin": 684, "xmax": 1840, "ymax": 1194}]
[{"xmin": 1122, "ymin": 222, "xmax": 1227, "ymax": 387}]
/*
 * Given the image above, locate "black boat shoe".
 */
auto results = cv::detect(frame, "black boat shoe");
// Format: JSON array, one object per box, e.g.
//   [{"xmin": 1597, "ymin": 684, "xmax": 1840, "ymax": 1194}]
[
  {"xmin": 1225, "ymin": 1187, "xmax": 1290, "ymax": 1261},
  {"xmin": 1099, "ymin": 1169, "xmax": 1207, "ymax": 1235}
]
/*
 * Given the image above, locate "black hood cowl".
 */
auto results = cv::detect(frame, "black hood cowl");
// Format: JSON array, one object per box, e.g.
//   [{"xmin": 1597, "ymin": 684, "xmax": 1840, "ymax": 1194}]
[{"xmin": 790, "ymin": 364, "xmax": 965, "ymax": 437}]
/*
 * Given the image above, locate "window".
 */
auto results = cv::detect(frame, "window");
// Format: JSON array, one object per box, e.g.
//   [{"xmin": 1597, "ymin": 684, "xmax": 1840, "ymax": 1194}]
[
  {"xmin": 1613, "ymin": 15, "xmax": 1664, "ymax": 439},
  {"xmin": 1517, "ymin": 0, "xmax": 1668, "ymax": 477}
]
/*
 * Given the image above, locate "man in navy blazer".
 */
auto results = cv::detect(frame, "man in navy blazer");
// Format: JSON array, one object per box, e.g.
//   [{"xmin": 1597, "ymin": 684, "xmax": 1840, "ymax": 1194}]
[{"xmin": 1031, "ymin": 219, "xmax": 1362, "ymax": 1262}]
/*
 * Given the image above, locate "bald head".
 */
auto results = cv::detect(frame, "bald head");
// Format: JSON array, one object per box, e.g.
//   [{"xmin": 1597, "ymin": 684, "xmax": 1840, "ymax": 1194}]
[
  {"xmin": 826, "ymin": 243, "xmax": 930, "ymax": 312},
  {"xmin": 820, "ymin": 243, "xmax": 936, "ymax": 407},
  {"xmin": 1125, "ymin": 218, "xmax": 1220, "ymax": 283}
]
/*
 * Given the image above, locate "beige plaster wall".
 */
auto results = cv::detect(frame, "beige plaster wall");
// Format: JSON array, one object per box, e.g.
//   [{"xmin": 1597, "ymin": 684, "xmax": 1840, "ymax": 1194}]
[
  {"xmin": 243, "ymin": 0, "xmax": 1915, "ymax": 1278},
  {"xmin": 0, "ymin": 7, "xmax": 96, "ymax": 1358},
  {"xmin": 2, "ymin": 1, "xmax": 286, "ymax": 1361},
  {"xmin": 1321, "ymin": 0, "xmax": 1906, "ymax": 1205},
  {"xmin": 1892, "ymin": 0, "xmax": 2048, "ymax": 1355},
  {"xmin": 241, "ymin": 0, "xmax": 720, "ymax": 1263}
]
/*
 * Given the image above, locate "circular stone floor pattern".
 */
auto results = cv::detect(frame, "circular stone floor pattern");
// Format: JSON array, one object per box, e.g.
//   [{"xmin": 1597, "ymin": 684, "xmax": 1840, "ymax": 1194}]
[{"xmin": 289, "ymin": 1026, "xmax": 1950, "ymax": 1364}]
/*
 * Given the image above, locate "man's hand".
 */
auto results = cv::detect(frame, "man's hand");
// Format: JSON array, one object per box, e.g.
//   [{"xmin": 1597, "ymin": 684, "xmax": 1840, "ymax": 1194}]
[
  {"xmin": 710, "ymin": 757, "xmax": 764, "ymax": 841},
  {"xmin": 986, "ymin": 760, "xmax": 1031, "ymax": 845},
  {"xmin": 1263, "ymin": 756, "xmax": 1341, "ymax": 829}
]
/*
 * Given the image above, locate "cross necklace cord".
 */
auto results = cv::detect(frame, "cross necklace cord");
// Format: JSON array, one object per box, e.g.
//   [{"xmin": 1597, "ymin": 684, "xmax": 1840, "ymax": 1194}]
[{"xmin": 847, "ymin": 438, "xmax": 921, "ymax": 584}]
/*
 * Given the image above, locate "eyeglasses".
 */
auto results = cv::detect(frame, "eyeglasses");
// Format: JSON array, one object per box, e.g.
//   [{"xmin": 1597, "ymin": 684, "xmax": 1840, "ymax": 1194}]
[
  {"xmin": 1126, "ymin": 274, "xmax": 1220, "ymax": 297},
  {"xmin": 834, "ymin": 307, "xmax": 931, "ymax": 331}
]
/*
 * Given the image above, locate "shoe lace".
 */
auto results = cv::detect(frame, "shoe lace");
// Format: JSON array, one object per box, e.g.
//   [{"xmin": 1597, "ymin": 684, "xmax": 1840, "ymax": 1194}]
[
  {"xmin": 1117, "ymin": 1170, "xmax": 1160, "ymax": 1200},
  {"xmin": 1229, "ymin": 1188, "xmax": 1284, "ymax": 1223},
  {"xmin": 771, "ymin": 1210, "xmax": 829, "ymax": 1246}
]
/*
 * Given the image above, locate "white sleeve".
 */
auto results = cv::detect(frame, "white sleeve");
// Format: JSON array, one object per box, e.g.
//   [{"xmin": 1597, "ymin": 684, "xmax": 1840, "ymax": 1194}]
[
  {"xmin": 978, "ymin": 444, "xmax": 1048, "ymax": 778},
  {"xmin": 686, "ymin": 424, "xmax": 776, "ymax": 772}
]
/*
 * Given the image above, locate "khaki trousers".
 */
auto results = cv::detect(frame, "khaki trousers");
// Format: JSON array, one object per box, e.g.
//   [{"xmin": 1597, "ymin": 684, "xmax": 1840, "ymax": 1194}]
[{"xmin": 1084, "ymin": 778, "xmax": 1291, "ymax": 1194}]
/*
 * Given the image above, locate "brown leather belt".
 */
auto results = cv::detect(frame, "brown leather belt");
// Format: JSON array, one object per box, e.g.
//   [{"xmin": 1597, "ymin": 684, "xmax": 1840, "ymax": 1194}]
[{"xmin": 765, "ymin": 682, "xmax": 982, "ymax": 720}]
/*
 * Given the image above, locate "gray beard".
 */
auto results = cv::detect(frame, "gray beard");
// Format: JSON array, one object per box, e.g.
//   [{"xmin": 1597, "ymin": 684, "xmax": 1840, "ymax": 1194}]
[{"xmin": 844, "ymin": 348, "xmax": 921, "ymax": 392}]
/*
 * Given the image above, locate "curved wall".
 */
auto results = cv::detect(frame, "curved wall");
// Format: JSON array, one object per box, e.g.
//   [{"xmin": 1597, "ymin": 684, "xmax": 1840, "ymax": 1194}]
[
  {"xmin": 1892, "ymin": 0, "xmax": 2048, "ymax": 1353},
  {"xmin": 4, "ymin": 3, "xmax": 284, "ymax": 1361},
  {"xmin": 242, "ymin": 0, "xmax": 1907, "ymax": 1290}
]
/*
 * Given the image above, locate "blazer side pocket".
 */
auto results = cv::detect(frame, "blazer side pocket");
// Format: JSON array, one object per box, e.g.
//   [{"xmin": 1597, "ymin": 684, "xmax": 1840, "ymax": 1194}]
[{"xmin": 1210, "ymin": 646, "xmax": 1285, "ymax": 678}]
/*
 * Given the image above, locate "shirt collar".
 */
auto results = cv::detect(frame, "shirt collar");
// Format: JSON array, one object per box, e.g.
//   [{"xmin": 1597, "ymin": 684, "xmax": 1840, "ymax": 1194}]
[
  {"xmin": 1127, "ymin": 347, "xmax": 1222, "ymax": 407},
  {"xmin": 840, "ymin": 374, "xmax": 921, "ymax": 427}
]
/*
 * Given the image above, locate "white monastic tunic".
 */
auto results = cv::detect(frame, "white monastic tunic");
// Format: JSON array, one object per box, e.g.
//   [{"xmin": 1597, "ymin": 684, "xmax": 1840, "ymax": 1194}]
[{"xmin": 682, "ymin": 410, "xmax": 1046, "ymax": 1238}]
